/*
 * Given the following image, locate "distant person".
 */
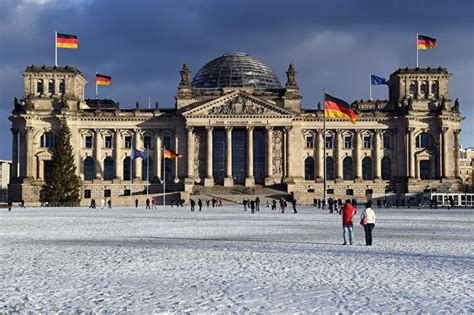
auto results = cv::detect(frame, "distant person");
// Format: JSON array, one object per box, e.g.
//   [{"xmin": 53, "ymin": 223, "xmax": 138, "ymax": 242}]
[
  {"xmin": 255, "ymin": 197, "xmax": 260, "ymax": 212},
  {"xmin": 243, "ymin": 199, "xmax": 248, "ymax": 211},
  {"xmin": 322, "ymin": 198, "xmax": 326, "ymax": 209},
  {"xmin": 206, "ymin": 199, "xmax": 210, "ymax": 208},
  {"xmin": 266, "ymin": 200, "xmax": 270, "ymax": 208},
  {"xmin": 100, "ymin": 199, "xmax": 105, "ymax": 209},
  {"xmin": 291, "ymin": 198, "xmax": 297, "ymax": 214},
  {"xmin": 250, "ymin": 200, "xmax": 255, "ymax": 214},
  {"xmin": 151, "ymin": 197, "xmax": 156, "ymax": 209},
  {"xmin": 328, "ymin": 198, "xmax": 334, "ymax": 213},
  {"xmin": 271, "ymin": 199, "xmax": 277, "ymax": 211},
  {"xmin": 339, "ymin": 199, "xmax": 357, "ymax": 245},
  {"xmin": 360, "ymin": 201, "xmax": 376, "ymax": 246},
  {"xmin": 20, "ymin": 199, "xmax": 25, "ymax": 208},
  {"xmin": 146, "ymin": 198, "xmax": 151, "ymax": 210},
  {"xmin": 198, "ymin": 199, "xmax": 203, "ymax": 212},
  {"xmin": 279, "ymin": 198, "xmax": 286, "ymax": 213},
  {"xmin": 449, "ymin": 196, "xmax": 454, "ymax": 209},
  {"xmin": 190, "ymin": 199, "xmax": 195, "ymax": 212},
  {"xmin": 89, "ymin": 199, "xmax": 95, "ymax": 209},
  {"xmin": 135, "ymin": 199, "xmax": 139, "ymax": 208},
  {"xmin": 107, "ymin": 199, "xmax": 112, "ymax": 208},
  {"xmin": 218, "ymin": 198, "xmax": 222, "ymax": 207},
  {"xmin": 7, "ymin": 200, "xmax": 12, "ymax": 212},
  {"xmin": 212, "ymin": 198, "xmax": 216, "ymax": 207},
  {"xmin": 377, "ymin": 199, "xmax": 382, "ymax": 208}
]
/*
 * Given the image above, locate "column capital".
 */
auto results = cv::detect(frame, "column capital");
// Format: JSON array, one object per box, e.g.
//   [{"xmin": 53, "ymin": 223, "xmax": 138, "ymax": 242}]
[
  {"xmin": 266, "ymin": 126, "xmax": 274, "ymax": 132},
  {"xmin": 206, "ymin": 126, "xmax": 214, "ymax": 132},
  {"xmin": 442, "ymin": 126, "xmax": 449, "ymax": 133},
  {"xmin": 408, "ymin": 127, "xmax": 416, "ymax": 134},
  {"xmin": 374, "ymin": 129, "xmax": 383, "ymax": 135},
  {"xmin": 247, "ymin": 125, "xmax": 255, "ymax": 132},
  {"xmin": 453, "ymin": 129, "xmax": 461, "ymax": 136},
  {"xmin": 26, "ymin": 126, "xmax": 34, "ymax": 134},
  {"xmin": 11, "ymin": 128, "xmax": 19, "ymax": 134},
  {"xmin": 284, "ymin": 126, "xmax": 292, "ymax": 132},
  {"xmin": 225, "ymin": 126, "xmax": 233, "ymax": 132},
  {"xmin": 186, "ymin": 125, "xmax": 194, "ymax": 132}
]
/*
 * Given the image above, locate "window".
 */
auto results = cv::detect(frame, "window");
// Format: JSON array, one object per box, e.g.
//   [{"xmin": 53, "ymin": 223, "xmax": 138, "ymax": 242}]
[
  {"xmin": 431, "ymin": 82, "xmax": 438, "ymax": 95},
  {"xmin": 84, "ymin": 189, "xmax": 91, "ymax": 199},
  {"xmin": 409, "ymin": 82, "xmax": 417, "ymax": 96},
  {"xmin": 306, "ymin": 135, "xmax": 314, "ymax": 149},
  {"xmin": 362, "ymin": 157, "xmax": 373, "ymax": 180},
  {"xmin": 144, "ymin": 135, "xmax": 152, "ymax": 149},
  {"xmin": 304, "ymin": 157, "xmax": 315, "ymax": 180},
  {"xmin": 365, "ymin": 189, "xmax": 373, "ymax": 196},
  {"xmin": 48, "ymin": 80, "xmax": 54, "ymax": 94},
  {"xmin": 43, "ymin": 160, "xmax": 54, "ymax": 183},
  {"xmin": 83, "ymin": 157, "xmax": 95, "ymax": 180},
  {"xmin": 104, "ymin": 189, "xmax": 111, "ymax": 198},
  {"xmin": 124, "ymin": 189, "xmax": 131, "ymax": 196},
  {"xmin": 420, "ymin": 82, "xmax": 427, "ymax": 96},
  {"xmin": 325, "ymin": 135, "xmax": 333, "ymax": 149},
  {"xmin": 124, "ymin": 135, "xmax": 132, "ymax": 148},
  {"xmin": 383, "ymin": 134, "xmax": 391, "ymax": 149},
  {"xmin": 420, "ymin": 160, "xmax": 430, "ymax": 180},
  {"xmin": 363, "ymin": 136, "xmax": 372, "ymax": 149},
  {"xmin": 123, "ymin": 157, "xmax": 132, "ymax": 180},
  {"xmin": 40, "ymin": 132, "xmax": 55, "ymax": 148},
  {"xmin": 325, "ymin": 157, "xmax": 335, "ymax": 180},
  {"xmin": 344, "ymin": 136, "xmax": 352, "ymax": 149},
  {"xmin": 37, "ymin": 80, "xmax": 43, "ymax": 94},
  {"xmin": 343, "ymin": 157, "xmax": 353, "ymax": 180},
  {"xmin": 84, "ymin": 135, "xmax": 93, "ymax": 148},
  {"xmin": 327, "ymin": 189, "xmax": 334, "ymax": 195},
  {"xmin": 142, "ymin": 158, "xmax": 153, "ymax": 180},
  {"xmin": 105, "ymin": 135, "xmax": 113, "ymax": 148},
  {"xmin": 103, "ymin": 157, "xmax": 115, "ymax": 180},
  {"xmin": 59, "ymin": 80, "xmax": 65, "ymax": 94},
  {"xmin": 416, "ymin": 133, "xmax": 432, "ymax": 148},
  {"xmin": 381, "ymin": 157, "xmax": 391, "ymax": 180},
  {"xmin": 346, "ymin": 189, "xmax": 354, "ymax": 196}
]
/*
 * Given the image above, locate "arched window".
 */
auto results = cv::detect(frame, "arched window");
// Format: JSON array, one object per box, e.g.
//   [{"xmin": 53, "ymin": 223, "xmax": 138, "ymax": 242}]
[
  {"xmin": 431, "ymin": 82, "xmax": 438, "ymax": 95},
  {"xmin": 123, "ymin": 157, "xmax": 132, "ymax": 180},
  {"xmin": 59, "ymin": 80, "xmax": 65, "ymax": 94},
  {"xmin": 142, "ymin": 158, "xmax": 153, "ymax": 180},
  {"xmin": 304, "ymin": 157, "xmax": 315, "ymax": 180},
  {"xmin": 420, "ymin": 82, "xmax": 427, "ymax": 96},
  {"xmin": 325, "ymin": 157, "xmax": 335, "ymax": 180},
  {"xmin": 343, "ymin": 157, "xmax": 353, "ymax": 180},
  {"xmin": 83, "ymin": 157, "xmax": 95, "ymax": 180},
  {"xmin": 37, "ymin": 80, "xmax": 43, "ymax": 94},
  {"xmin": 48, "ymin": 80, "xmax": 54, "ymax": 94},
  {"xmin": 381, "ymin": 157, "xmax": 391, "ymax": 180},
  {"xmin": 40, "ymin": 132, "xmax": 55, "ymax": 148},
  {"xmin": 362, "ymin": 157, "xmax": 373, "ymax": 180},
  {"xmin": 103, "ymin": 157, "xmax": 115, "ymax": 180},
  {"xmin": 409, "ymin": 82, "xmax": 417, "ymax": 96},
  {"xmin": 416, "ymin": 133, "xmax": 433, "ymax": 148}
]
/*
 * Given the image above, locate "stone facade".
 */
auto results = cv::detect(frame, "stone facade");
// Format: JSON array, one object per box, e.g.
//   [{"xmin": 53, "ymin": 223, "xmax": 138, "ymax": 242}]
[{"xmin": 8, "ymin": 55, "xmax": 465, "ymax": 205}]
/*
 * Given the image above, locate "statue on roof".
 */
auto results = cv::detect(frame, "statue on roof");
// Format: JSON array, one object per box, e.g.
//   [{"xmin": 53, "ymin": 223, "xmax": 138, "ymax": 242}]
[
  {"xmin": 286, "ymin": 63, "xmax": 298, "ymax": 88},
  {"xmin": 179, "ymin": 63, "xmax": 191, "ymax": 87}
]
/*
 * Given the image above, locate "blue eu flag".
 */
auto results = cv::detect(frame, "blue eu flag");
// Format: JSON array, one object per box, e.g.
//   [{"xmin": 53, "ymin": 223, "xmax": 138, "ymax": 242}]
[
  {"xmin": 131, "ymin": 147, "xmax": 147, "ymax": 160},
  {"xmin": 371, "ymin": 74, "xmax": 387, "ymax": 86}
]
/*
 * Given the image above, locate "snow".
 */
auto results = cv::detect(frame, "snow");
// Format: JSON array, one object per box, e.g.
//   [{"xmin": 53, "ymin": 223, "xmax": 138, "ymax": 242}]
[{"xmin": 0, "ymin": 205, "xmax": 473, "ymax": 313}]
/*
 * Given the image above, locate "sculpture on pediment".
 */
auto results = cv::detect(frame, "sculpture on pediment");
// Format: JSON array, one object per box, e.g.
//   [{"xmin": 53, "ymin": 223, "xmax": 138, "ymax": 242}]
[{"xmin": 207, "ymin": 96, "xmax": 268, "ymax": 115}]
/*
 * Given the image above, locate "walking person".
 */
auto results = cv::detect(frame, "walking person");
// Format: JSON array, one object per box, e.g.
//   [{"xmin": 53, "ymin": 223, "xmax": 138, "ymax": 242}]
[
  {"xmin": 135, "ymin": 199, "xmax": 139, "ymax": 208},
  {"xmin": 7, "ymin": 200, "xmax": 12, "ymax": 212},
  {"xmin": 107, "ymin": 199, "xmax": 112, "ymax": 208},
  {"xmin": 255, "ymin": 197, "xmax": 260, "ymax": 212},
  {"xmin": 151, "ymin": 197, "xmax": 156, "ymax": 209},
  {"xmin": 279, "ymin": 198, "xmax": 286, "ymax": 213},
  {"xmin": 190, "ymin": 199, "xmax": 195, "ymax": 212},
  {"xmin": 339, "ymin": 199, "xmax": 357, "ymax": 245},
  {"xmin": 243, "ymin": 199, "xmax": 248, "ymax": 211},
  {"xmin": 100, "ymin": 198, "xmax": 105, "ymax": 209},
  {"xmin": 250, "ymin": 200, "xmax": 255, "ymax": 214},
  {"xmin": 271, "ymin": 199, "xmax": 277, "ymax": 211},
  {"xmin": 146, "ymin": 198, "xmax": 151, "ymax": 210},
  {"xmin": 198, "ymin": 199, "xmax": 203, "ymax": 212},
  {"xmin": 20, "ymin": 199, "xmax": 25, "ymax": 208},
  {"xmin": 360, "ymin": 201, "xmax": 376, "ymax": 246},
  {"xmin": 291, "ymin": 198, "xmax": 297, "ymax": 214}
]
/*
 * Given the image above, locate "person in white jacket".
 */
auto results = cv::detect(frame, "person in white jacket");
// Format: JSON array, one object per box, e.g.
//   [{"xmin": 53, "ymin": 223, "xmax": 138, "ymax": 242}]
[{"xmin": 360, "ymin": 201, "xmax": 376, "ymax": 246}]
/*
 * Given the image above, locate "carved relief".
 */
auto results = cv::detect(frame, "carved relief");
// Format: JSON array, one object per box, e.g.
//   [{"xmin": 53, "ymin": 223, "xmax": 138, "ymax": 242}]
[
  {"xmin": 194, "ymin": 128, "xmax": 206, "ymax": 181},
  {"xmin": 272, "ymin": 128, "xmax": 284, "ymax": 175},
  {"xmin": 208, "ymin": 96, "xmax": 267, "ymax": 115}
]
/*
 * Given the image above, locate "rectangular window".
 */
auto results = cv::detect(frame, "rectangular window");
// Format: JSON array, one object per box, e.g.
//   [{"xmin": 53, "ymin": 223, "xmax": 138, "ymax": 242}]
[
  {"xmin": 344, "ymin": 136, "xmax": 352, "ymax": 149},
  {"xmin": 144, "ymin": 135, "xmax": 152, "ymax": 149},
  {"xmin": 383, "ymin": 135, "xmax": 391, "ymax": 149},
  {"xmin": 363, "ymin": 136, "xmax": 372, "ymax": 149},
  {"xmin": 84, "ymin": 189, "xmax": 91, "ymax": 199},
  {"xmin": 325, "ymin": 136, "xmax": 333, "ymax": 149},
  {"xmin": 104, "ymin": 189, "xmax": 111, "ymax": 198},
  {"xmin": 48, "ymin": 80, "xmax": 54, "ymax": 94},
  {"xmin": 85, "ymin": 135, "xmax": 93, "ymax": 148},
  {"xmin": 124, "ymin": 135, "xmax": 132, "ymax": 148},
  {"xmin": 105, "ymin": 135, "xmax": 113, "ymax": 148},
  {"xmin": 59, "ymin": 80, "xmax": 65, "ymax": 94},
  {"xmin": 306, "ymin": 136, "xmax": 314, "ymax": 149}
]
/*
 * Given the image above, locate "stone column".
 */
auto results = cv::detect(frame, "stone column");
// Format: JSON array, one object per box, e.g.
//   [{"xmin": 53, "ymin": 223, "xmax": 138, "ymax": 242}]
[
  {"xmin": 26, "ymin": 127, "xmax": 35, "ymax": 178},
  {"xmin": 11, "ymin": 128, "xmax": 18, "ymax": 178},
  {"xmin": 264, "ymin": 126, "xmax": 274, "ymax": 186},
  {"xmin": 19, "ymin": 129, "xmax": 26, "ymax": 178},
  {"xmin": 204, "ymin": 126, "xmax": 214, "ymax": 186},
  {"xmin": 454, "ymin": 129, "xmax": 460, "ymax": 178},
  {"xmin": 156, "ymin": 134, "xmax": 162, "ymax": 182},
  {"xmin": 335, "ymin": 130, "xmax": 343, "ymax": 182},
  {"xmin": 374, "ymin": 130, "xmax": 382, "ymax": 180},
  {"xmin": 354, "ymin": 131, "xmax": 362, "ymax": 181},
  {"xmin": 184, "ymin": 127, "xmax": 194, "ymax": 191},
  {"xmin": 316, "ymin": 129, "xmax": 324, "ymax": 181},
  {"xmin": 114, "ymin": 129, "xmax": 122, "ymax": 180},
  {"xmin": 134, "ymin": 131, "xmax": 143, "ymax": 180},
  {"xmin": 224, "ymin": 126, "xmax": 234, "ymax": 186},
  {"xmin": 284, "ymin": 126, "xmax": 293, "ymax": 182},
  {"xmin": 174, "ymin": 132, "xmax": 179, "ymax": 183},
  {"xmin": 94, "ymin": 129, "xmax": 102, "ymax": 180},
  {"xmin": 245, "ymin": 126, "xmax": 255, "ymax": 187},
  {"xmin": 441, "ymin": 127, "xmax": 448, "ymax": 178},
  {"xmin": 408, "ymin": 128, "xmax": 415, "ymax": 179}
]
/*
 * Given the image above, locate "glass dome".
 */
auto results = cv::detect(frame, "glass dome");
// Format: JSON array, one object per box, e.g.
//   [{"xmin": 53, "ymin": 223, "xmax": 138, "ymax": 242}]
[{"xmin": 191, "ymin": 52, "xmax": 282, "ymax": 90}]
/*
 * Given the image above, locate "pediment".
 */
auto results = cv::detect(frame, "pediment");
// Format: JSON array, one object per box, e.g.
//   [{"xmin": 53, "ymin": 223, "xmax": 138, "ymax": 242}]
[
  {"xmin": 182, "ymin": 91, "xmax": 293, "ymax": 117},
  {"xmin": 415, "ymin": 148, "xmax": 433, "ymax": 159}
]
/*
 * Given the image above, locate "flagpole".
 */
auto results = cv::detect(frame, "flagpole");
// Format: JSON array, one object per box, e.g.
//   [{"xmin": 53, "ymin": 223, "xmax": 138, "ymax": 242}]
[
  {"xmin": 323, "ymin": 89, "xmax": 327, "ymax": 205},
  {"xmin": 146, "ymin": 147, "xmax": 149, "ymax": 196},
  {"xmin": 55, "ymin": 31, "xmax": 58, "ymax": 67},
  {"xmin": 369, "ymin": 73, "xmax": 372, "ymax": 100},
  {"xmin": 416, "ymin": 33, "xmax": 419, "ymax": 68},
  {"xmin": 95, "ymin": 72, "xmax": 98, "ymax": 99},
  {"xmin": 163, "ymin": 145, "xmax": 166, "ymax": 206}
]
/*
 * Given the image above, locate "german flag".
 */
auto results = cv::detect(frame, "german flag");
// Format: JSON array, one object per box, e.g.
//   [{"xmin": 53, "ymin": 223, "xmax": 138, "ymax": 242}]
[
  {"xmin": 418, "ymin": 35, "xmax": 436, "ymax": 50},
  {"xmin": 96, "ymin": 74, "xmax": 112, "ymax": 86},
  {"xmin": 57, "ymin": 33, "xmax": 78, "ymax": 49},
  {"xmin": 164, "ymin": 147, "xmax": 181, "ymax": 159},
  {"xmin": 324, "ymin": 93, "xmax": 358, "ymax": 124}
]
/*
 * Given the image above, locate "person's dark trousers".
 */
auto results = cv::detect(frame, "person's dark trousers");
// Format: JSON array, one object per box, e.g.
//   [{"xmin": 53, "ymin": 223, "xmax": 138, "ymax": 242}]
[{"xmin": 364, "ymin": 223, "xmax": 375, "ymax": 246}]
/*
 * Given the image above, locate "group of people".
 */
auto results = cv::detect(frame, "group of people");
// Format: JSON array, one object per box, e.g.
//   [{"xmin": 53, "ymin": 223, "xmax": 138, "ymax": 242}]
[
  {"xmin": 241, "ymin": 197, "xmax": 298, "ymax": 214},
  {"xmin": 89, "ymin": 198, "xmax": 112, "ymax": 209},
  {"xmin": 339, "ymin": 199, "xmax": 376, "ymax": 246}
]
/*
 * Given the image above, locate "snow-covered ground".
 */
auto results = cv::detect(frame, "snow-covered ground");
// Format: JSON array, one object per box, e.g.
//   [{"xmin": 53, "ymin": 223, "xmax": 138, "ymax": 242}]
[{"xmin": 0, "ymin": 205, "xmax": 473, "ymax": 313}]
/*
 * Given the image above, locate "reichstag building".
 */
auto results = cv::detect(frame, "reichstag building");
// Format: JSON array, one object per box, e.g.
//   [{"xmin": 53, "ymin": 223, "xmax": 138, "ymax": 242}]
[{"xmin": 9, "ymin": 53, "xmax": 464, "ymax": 205}]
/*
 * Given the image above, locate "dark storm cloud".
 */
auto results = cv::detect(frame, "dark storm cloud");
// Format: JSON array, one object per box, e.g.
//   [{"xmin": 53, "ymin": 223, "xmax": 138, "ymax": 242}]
[{"xmin": 0, "ymin": 0, "xmax": 473, "ymax": 159}]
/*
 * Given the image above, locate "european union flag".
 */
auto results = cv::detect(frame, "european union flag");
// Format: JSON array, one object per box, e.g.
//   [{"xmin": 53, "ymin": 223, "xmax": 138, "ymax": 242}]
[
  {"xmin": 131, "ymin": 147, "xmax": 147, "ymax": 159},
  {"xmin": 371, "ymin": 74, "xmax": 387, "ymax": 86}
]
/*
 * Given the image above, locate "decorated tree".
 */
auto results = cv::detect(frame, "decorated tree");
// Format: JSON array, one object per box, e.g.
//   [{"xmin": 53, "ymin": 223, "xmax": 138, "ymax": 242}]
[{"xmin": 46, "ymin": 119, "xmax": 81, "ymax": 203}]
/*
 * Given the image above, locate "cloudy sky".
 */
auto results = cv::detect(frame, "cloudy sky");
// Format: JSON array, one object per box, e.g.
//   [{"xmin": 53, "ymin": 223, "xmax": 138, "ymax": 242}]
[{"xmin": 0, "ymin": 0, "xmax": 473, "ymax": 159}]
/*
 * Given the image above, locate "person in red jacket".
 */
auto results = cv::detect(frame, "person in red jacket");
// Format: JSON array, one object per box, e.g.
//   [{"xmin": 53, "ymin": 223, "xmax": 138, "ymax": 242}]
[{"xmin": 339, "ymin": 199, "xmax": 357, "ymax": 245}]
